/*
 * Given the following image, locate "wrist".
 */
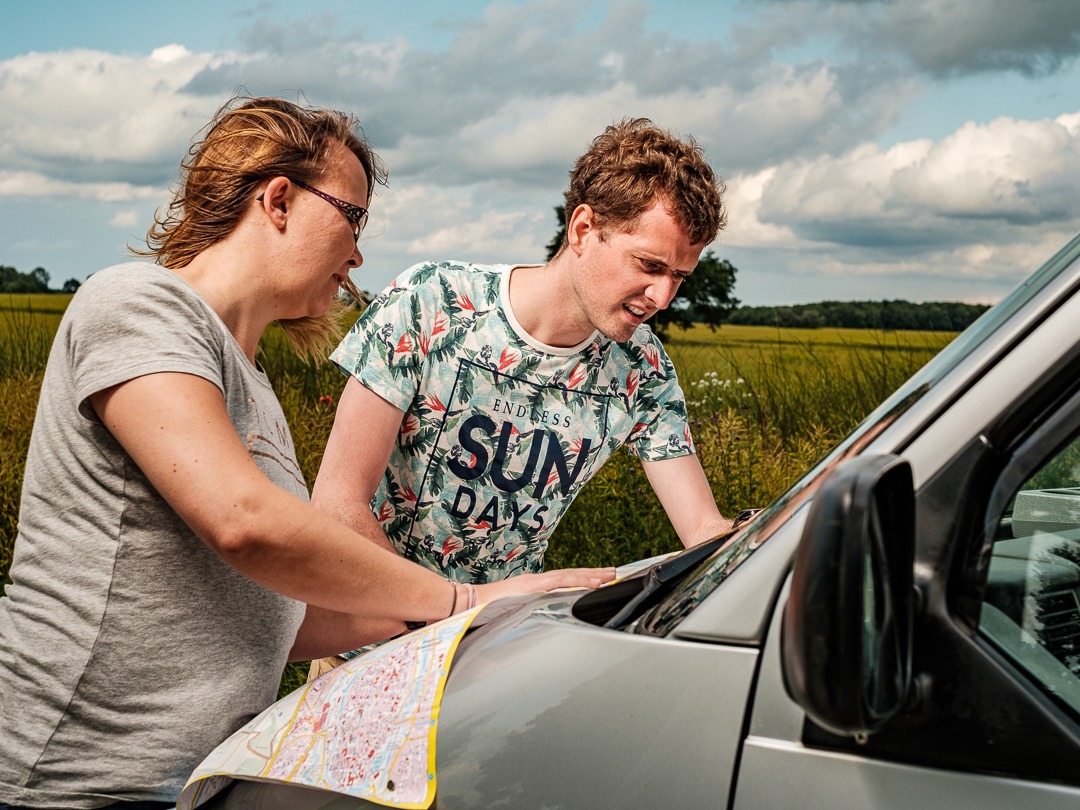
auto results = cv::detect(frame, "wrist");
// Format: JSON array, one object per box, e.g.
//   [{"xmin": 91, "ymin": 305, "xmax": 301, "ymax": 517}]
[{"xmin": 448, "ymin": 581, "xmax": 460, "ymax": 618}]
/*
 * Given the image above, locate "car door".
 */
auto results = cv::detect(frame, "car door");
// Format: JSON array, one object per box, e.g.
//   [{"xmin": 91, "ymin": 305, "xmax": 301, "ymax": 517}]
[{"xmin": 733, "ymin": 306, "xmax": 1080, "ymax": 809}]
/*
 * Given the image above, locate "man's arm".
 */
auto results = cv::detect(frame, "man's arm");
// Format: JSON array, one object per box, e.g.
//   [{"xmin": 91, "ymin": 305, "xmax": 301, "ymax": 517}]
[
  {"xmin": 642, "ymin": 454, "xmax": 733, "ymax": 547},
  {"xmin": 311, "ymin": 375, "xmax": 404, "ymax": 555},
  {"xmin": 307, "ymin": 376, "xmax": 410, "ymax": 647}
]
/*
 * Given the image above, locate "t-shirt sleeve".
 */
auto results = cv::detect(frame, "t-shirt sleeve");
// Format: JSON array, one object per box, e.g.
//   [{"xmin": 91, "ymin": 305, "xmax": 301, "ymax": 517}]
[
  {"xmin": 624, "ymin": 341, "xmax": 695, "ymax": 462},
  {"xmin": 67, "ymin": 267, "xmax": 226, "ymax": 421},
  {"xmin": 330, "ymin": 264, "xmax": 437, "ymax": 412}
]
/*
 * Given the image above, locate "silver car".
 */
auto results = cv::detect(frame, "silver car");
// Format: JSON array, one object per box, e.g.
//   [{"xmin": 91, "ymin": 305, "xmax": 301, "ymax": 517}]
[{"xmin": 198, "ymin": 230, "xmax": 1080, "ymax": 809}]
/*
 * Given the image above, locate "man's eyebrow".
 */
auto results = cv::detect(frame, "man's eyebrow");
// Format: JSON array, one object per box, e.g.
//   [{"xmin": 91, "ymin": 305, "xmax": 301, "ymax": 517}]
[
  {"xmin": 638, "ymin": 253, "xmax": 672, "ymax": 269},
  {"xmin": 637, "ymin": 252, "xmax": 696, "ymax": 274}
]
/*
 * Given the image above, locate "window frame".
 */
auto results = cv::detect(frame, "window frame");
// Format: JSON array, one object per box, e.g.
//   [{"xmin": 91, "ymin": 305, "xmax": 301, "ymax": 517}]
[{"xmin": 801, "ymin": 353, "xmax": 1080, "ymax": 784}]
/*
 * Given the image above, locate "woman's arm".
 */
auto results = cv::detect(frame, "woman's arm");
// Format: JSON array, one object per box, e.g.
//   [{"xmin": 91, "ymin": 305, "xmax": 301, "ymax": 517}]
[{"xmin": 90, "ymin": 371, "xmax": 611, "ymax": 658}]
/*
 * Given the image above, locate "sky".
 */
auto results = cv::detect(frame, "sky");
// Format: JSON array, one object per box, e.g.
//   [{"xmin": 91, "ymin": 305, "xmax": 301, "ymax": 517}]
[{"xmin": 2, "ymin": 0, "xmax": 1079, "ymax": 306}]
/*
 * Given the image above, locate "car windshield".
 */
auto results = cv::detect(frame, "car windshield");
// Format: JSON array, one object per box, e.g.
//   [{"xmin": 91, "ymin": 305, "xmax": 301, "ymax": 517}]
[{"xmin": 638, "ymin": 230, "xmax": 1080, "ymax": 637}]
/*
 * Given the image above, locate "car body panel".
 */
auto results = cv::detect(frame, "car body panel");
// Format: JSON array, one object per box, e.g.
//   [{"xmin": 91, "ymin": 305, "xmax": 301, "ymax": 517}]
[
  {"xmin": 738, "ymin": 580, "xmax": 1080, "ymax": 810},
  {"xmin": 432, "ymin": 603, "xmax": 758, "ymax": 808},
  {"xmin": 207, "ymin": 595, "xmax": 759, "ymax": 809},
  {"xmin": 734, "ymin": 739, "xmax": 1080, "ymax": 810},
  {"xmin": 196, "ymin": 231, "xmax": 1080, "ymax": 808}
]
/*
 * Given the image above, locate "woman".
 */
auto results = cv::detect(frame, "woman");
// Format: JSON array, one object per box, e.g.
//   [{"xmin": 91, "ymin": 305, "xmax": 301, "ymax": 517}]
[{"xmin": 0, "ymin": 96, "xmax": 611, "ymax": 809}]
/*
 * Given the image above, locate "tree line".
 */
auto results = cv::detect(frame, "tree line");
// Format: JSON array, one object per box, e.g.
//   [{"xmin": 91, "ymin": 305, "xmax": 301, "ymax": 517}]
[
  {"xmin": 727, "ymin": 299, "xmax": 990, "ymax": 332},
  {"xmin": 0, "ymin": 265, "xmax": 81, "ymax": 294}
]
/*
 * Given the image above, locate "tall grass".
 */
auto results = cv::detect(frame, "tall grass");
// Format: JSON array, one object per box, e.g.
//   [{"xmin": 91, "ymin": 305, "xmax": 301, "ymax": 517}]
[
  {"xmin": 0, "ymin": 297, "xmax": 62, "ymax": 378},
  {"xmin": 0, "ymin": 373, "xmax": 42, "ymax": 584},
  {"xmin": 0, "ymin": 301, "xmax": 955, "ymax": 695},
  {"xmin": 258, "ymin": 325, "xmax": 351, "ymax": 488},
  {"xmin": 0, "ymin": 299, "xmax": 61, "ymax": 585},
  {"xmin": 544, "ymin": 325, "xmax": 948, "ymax": 568}
]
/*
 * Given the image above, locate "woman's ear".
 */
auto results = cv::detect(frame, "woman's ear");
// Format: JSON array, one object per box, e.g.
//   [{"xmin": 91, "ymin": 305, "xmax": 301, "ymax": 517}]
[{"xmin": 257, "ymin": 176, "xmax": 292, "ymax": 232}]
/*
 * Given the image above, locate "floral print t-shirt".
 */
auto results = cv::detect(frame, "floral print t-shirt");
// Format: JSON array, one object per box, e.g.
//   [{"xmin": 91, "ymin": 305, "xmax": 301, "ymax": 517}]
[{"xmin": 330, "ymin": 261, "xmax": 695, "ymax": 583}]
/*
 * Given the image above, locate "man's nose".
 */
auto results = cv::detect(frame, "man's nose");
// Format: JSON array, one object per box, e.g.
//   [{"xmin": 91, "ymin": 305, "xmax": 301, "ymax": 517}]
[{"xmin": 645, "ymin": 276, "xmax": 679, "ymax": 310}]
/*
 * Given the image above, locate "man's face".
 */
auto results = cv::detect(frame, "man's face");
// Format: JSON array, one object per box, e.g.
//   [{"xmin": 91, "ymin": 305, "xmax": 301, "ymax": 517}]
[{"xmin": 570, "ymin": 200, "xmax": 705, "ymax": 342}]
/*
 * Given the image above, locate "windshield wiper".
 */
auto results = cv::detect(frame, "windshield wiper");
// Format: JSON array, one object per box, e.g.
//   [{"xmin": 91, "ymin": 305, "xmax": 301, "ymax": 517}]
[{"xmin": 602, "ymin": 533, "xmax": 731, "ymax": 630}]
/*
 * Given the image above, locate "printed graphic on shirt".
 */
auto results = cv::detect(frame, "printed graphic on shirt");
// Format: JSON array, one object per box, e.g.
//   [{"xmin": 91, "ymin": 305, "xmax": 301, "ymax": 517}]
[
  {"xmin": 399, "ymin": 357, "xmax": 621, "ymax": 581},
  {"xmin": 331, "ymin": 261, "xmax": 693, "ymax": 583},
  {"xmin": 243, "ymin": 394, "xmax": 306, "ymax": 493}
]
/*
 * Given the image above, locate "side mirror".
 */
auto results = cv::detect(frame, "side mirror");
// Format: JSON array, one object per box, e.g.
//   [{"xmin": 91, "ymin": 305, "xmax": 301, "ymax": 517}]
[{"xmin": 781, "ymin": 454, "xmax": 915, "ymax": 737}]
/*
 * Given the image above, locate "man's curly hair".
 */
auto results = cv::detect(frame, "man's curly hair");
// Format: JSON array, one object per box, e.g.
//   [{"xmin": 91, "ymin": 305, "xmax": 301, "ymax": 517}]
[{"xmin": 561, "ymin": 118, "xmax": 725, "ymax": 249}]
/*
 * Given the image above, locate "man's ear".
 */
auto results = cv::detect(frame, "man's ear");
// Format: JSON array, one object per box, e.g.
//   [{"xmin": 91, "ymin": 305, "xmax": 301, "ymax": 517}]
[
  {"xmin": 566, "ymin": 204, "xmax": 597, "ymax": 256},
  {"xmin": 258, "ymin": 176, "xmax": 292, "ymax": 232}
]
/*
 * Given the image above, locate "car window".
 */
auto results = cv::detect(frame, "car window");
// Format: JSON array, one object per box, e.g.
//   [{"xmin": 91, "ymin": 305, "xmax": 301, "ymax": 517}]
[
  {"xmin": 642, "ymin": 234, "xmax": 1080, "ymax": 638},
  {"xmin": 982, "ymin": 433, "xmax": 1080, "ymax": 720}
]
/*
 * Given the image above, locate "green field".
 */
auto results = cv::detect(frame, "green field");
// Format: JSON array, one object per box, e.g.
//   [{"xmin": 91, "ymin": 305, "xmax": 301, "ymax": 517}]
[
  {"xmin": 0, "ymin": 298, "xmax": 954, "ymax": 586},
  {"xmin": 0, "ymin": 297, "xmax": 955, "ymax": 694},
  {"xmin": 546, "ymin": 323, "xmax": 951, "ymax": 568}
]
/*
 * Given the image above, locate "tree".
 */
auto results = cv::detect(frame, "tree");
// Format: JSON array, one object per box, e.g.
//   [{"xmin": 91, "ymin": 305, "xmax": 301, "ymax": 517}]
[
  {"xmin": 652, "ymin": 249, "xmax": 739, "ymax": 339},
  {"xmin": 542, "ymin": 207, "xmax": 739, "ymax": 341},
  {"xmin": 727, "ymin": 300, "xmax": 990, "ymax": 331},
  {"xmin": 544, "ymin": 205, "xmax": 567, "ymax": 261},
  {"xmin": 0, "ymin": 264, "xmax": 51, "ymax": 293},
  {"xmin": 62, "ymin": 278, "xmax": 82, "ymax": 293}
]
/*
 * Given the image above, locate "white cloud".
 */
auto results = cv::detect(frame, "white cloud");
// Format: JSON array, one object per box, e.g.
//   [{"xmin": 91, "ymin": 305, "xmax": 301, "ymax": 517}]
[
  {"xmin": 0, "ymin": 46, "xmax": 238, "ymax": 184},
  {"xmin": 376, "ymin": 57, "xmax": 900, "ymax": 194},
  {"xmin": 149, "ymin": 44, "xmax": 194, "ymax": 65},
  {"xmin": 1059, "ymin": 112, "xmax": 1080, "ymax": 136},
  {"xmin": 0, "ymin": 170, "xmax": 164, "ymax": 202},
  {"xmin": 756, "ymin": 112, "xmax": 1080, "ymax": 245},
  {"xmin": 109, "ymin": 210, "xmax": 140, "ymax": 228},
  {"xmin": 750, "ymin": 0, "xmax": 1080, "ymax": 79},
  {"xmin": 362, "ymin": 182, "xmax": 550, "ymax": 270},
  {"xmin": 3, "ymin": 0, "xmax": 1080, "ymax": 304},
  {"xmin": 873, "ymin": 0, "xmax": 1080, "ymax": 78},
  {"xmin": 721, "ymin": 168, "xmax": 800, "ymax": 248}
]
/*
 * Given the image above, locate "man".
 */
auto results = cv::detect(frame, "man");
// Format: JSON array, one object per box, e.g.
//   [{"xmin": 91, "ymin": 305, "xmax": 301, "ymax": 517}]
[{"xmin": 312, "ymin": 118, "xmax": 732, "ymax": 649}]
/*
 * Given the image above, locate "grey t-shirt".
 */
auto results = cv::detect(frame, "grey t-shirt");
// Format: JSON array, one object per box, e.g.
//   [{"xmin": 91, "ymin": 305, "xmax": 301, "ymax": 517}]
[{"xmin": 0, "ymin": 263, "xmax": 308, "ymax": 807}]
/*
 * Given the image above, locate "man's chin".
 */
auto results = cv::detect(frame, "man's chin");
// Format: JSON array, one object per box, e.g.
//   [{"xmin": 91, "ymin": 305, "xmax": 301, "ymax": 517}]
[{"xmin": 598, "ymin": 323, "xmax": 640, "ymax": 343}]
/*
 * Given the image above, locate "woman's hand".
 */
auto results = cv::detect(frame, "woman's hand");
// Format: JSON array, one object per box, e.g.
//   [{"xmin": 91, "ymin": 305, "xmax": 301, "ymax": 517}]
[{"xmin": 468, "ymin": 567, "xmax": 615, "ymax": 611}]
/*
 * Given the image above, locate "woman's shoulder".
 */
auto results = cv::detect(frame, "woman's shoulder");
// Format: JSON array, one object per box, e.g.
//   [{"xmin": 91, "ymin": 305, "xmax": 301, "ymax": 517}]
[
  {"xmin": 73, "ymin": 263, "xmax": 205, "ymax": 313},
  {"xmin": 66, "ymin": 263, "xmax": 221, "ymax": 347},
  {"xmin": 78, "ymin": 262, "xmax": 182, "ymax": 294}
]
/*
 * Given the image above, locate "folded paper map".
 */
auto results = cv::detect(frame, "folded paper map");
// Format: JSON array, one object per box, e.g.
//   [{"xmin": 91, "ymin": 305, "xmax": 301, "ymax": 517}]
[{"xmin": 178, "ymin": 606, "xmax": 483, "ymax": 810}]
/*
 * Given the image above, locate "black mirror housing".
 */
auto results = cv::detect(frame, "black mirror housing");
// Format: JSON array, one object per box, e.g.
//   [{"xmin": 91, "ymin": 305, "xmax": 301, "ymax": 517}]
[{"xmin": 781, "ymin": 454, "xmax": 915, "ymax": 737}]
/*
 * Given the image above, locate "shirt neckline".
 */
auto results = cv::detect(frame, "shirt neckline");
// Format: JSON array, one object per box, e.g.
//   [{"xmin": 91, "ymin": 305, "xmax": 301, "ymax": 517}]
[{"xmin": 498, "ymin": 264, "xmax": 599, "ymax": 357}]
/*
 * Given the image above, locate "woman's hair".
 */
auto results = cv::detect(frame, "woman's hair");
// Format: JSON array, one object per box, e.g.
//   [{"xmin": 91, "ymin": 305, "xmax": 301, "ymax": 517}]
[
  {"xmin": 561, "ymin": 117, "xmax": 725, "ymax": 250},
  {"xmin": 136, "ymin": 95, "xmax": 387, "ymax": 359}
]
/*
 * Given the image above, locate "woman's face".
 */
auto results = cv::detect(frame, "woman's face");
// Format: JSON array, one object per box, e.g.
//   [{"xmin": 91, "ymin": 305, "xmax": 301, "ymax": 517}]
[{"xmin": 283, "ymin": 141, "xmax": 369, "ymax": 319}]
